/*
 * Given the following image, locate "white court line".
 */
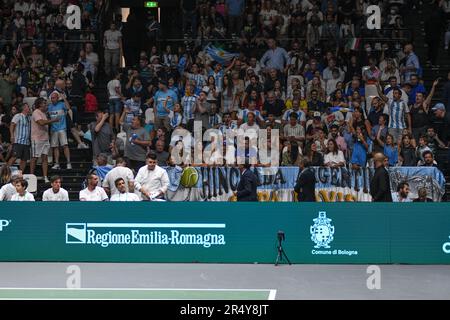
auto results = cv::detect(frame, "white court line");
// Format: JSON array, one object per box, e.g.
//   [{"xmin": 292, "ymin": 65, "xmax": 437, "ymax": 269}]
[
  {"xmin": 85, "ymin": 223, "xmax": 226, "ymax": 228},
  {"xmin": 0, "ymin": 287, "xmax": 271, "ymax": 291},
  {"xmin": 0, "ymin": 287, "xmax": 276, "ymax": 300},
  {"xmin": 268, "ymin": 289, "xmax": 277, "ymax": 300}
]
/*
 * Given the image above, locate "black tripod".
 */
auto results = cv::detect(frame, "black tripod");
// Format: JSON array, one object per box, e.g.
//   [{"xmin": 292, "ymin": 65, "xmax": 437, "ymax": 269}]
[{"xmin": 275, "ymin": 231, "xmax": 291, "ymax": 266}]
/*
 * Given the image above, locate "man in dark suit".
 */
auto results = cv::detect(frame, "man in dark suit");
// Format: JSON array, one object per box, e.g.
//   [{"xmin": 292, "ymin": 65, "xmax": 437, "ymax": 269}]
[
  {"xmin": 236, "ymin": 161, "xmax": 258, "ymax": 202},
  {"xmin": 294, "ymin": 158, "xmax": 316, "ymax": 202},
  {"xmin": 370, "ymin": 153, "xmax": 393, "ymax": 202}
]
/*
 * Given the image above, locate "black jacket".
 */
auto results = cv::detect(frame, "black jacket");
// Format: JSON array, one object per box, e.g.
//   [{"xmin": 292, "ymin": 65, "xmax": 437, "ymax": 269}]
[
  {"xmin": 370, "ymin": 166, "xmax": 393, "ymax": 202},
  {"xmin": 294, "ymin": 168, "xmax": 316, "ymax": 202},
  {"xmin": 237, "ymin": 169, "xmax": 258, "ymax": 202}
]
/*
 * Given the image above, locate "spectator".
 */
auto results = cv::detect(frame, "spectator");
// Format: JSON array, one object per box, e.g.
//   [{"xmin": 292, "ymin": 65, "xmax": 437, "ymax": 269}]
[
  {"xmin": 260, "ymin": 38, "xmax": 291, "ymax": 74},
  {"xmin": 102, "ymin": 158, "xmax": 135, "ymax": 196},
  {"xmin": 0, "ymin": 171, "xmax": 23, "ymax": 201},
  {"xmin": 413, "ymin": 187, "xmax": 434, "ymax": 202},
  {"xmin": 419, "ymin": 150, "xmax": 438, "ymax": 167},
  {"xmin": 400, "ymin": 43, "xmax": 420, "ymax": 83},
  {"xmin": 154, "ymin": 140, "xmax": 170, "ymax": 166},
  {"xmin": 399, "ymin": 134, "xmax": 417, "ymax": 166},
  {"xmin": 107, "ymin": 72, "xmax": 123, "ymax": 133},
  {"xmin": 48, "ymin": 91, "xmax": 72, "ymax": 170},
  {"xmin": 89, "ymin": 110, "xmax": 115, "ymax": 162},
  {"xmin": 392, "ymin": 182, "xmax": 412, "ymax": 202},
  {"xmin": 11, "ymin": 179, "xmax": 34, "ymax": 201},
  {"xmin": 42, "ymin": 175, "xmax": 69, "ymax": 201},
  {"xmin": 153, "ymin": 79, "xmax": 178, "ymax": 131},
  {"xmin": 7, "ymin": 103, "xmax": 31, "ymax": 172},
  {"xmin": 134, "ymin": 153, "xmax": 170, "ymax": 201},
  {"xmin": 110, "ymin": 178, "xmax": 140, "ymax": 201},
  {"xmin": 103, "ymin": 22, "xmax": 122, "ymax": 77},
  {"xmin": 324, "ymin": 139, "xmax": 345, "ymax": 167},
  {"xmin": 79, "ymin": 173, "xmax": 109, "ymax": 201},
  {"xmin": 120, "ymin": 115, "xmax": 151, "ymax": 173},
  {"xmin": 377, "ymin": 84, "xmax": 411, "ymax": 144},
  {"xmin": 30, "ymin": 98, "xmax": 58, "ymax": 182}
]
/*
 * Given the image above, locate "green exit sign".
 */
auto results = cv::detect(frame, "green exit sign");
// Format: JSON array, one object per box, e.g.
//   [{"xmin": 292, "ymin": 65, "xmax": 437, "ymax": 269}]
[{"xmin": 144, "ymin": 1, "xmax": 158, "ymax": 7}]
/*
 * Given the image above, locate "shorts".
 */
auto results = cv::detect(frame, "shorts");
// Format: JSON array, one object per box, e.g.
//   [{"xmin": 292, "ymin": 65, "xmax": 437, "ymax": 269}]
[
  {"xmin": 51, "ymin": 131, "xmax": 68, "ymax": 147},
  {"xmin": 32, "ymin": 140, "xmax": 50, "ymax": 158},
  {"xmin": 109, "ymin": 98, "xmax": 123, "ymax": 114},
  {"xmin": 11, "ymin": 143, "xmax": 30, "ymax": 161}
]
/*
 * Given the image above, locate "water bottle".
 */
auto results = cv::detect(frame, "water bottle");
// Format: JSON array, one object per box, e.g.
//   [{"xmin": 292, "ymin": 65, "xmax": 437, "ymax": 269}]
[{"xmin": 130, "ymin": 133, "xmax": 138, "ymax": 145}]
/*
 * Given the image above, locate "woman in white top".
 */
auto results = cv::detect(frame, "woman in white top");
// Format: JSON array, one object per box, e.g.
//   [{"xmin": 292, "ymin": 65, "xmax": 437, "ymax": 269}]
[
  {"xmin": 11, "ymin": 180, "xmax": 35, "ymax": 201},
  {"xmin": 323, "ymin": 139, "xmax": 346, "ymax": 167}
]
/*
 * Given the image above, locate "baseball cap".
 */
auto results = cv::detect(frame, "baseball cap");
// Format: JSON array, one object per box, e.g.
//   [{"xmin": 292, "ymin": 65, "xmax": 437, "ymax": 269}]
[
  {"xmin": 159, "ymin": 78, "xmax": 168, "ymax": 86},
  {"xmin": 432, "ymin": 103, "xmax": 445, "ymax": 112},
  {"xmin": 313, "ymin": 111, "xmax": 321, "ymax": 118}
]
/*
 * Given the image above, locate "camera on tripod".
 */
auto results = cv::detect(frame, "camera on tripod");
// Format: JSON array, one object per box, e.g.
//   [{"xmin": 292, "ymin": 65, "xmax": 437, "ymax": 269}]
[
  {"xmin": 275, "ymin": 230, "xmax": 291, "ymax": 266},
  {"xmin": 277, "ymin": 230, "xmax": 285, "ymax": 242}
]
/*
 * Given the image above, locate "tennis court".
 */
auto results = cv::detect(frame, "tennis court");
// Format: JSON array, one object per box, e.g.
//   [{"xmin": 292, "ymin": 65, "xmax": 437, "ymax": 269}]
[{"xmin": 1, "ymin": 263, "xmax": 450, "ymax": 299}]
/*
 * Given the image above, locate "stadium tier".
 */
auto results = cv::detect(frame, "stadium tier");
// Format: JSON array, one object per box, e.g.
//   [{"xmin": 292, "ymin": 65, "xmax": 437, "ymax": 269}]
[{"xmin": 0, "ymin": 0, "xmax": 449, "ymax": 203}]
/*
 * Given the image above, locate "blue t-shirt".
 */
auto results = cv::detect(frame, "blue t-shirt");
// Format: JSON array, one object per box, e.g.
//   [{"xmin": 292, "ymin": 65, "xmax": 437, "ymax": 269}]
[
  {"xmin": 154, "ymin": 89, "xmax": 178, "ymax": 117},
  {"xmin": 384, "ymin": 145, "xmax": 398, "ymax": 166},
  {"xmin": 48, "ymin": 101, "xmax": 67, "ymax": 132}
]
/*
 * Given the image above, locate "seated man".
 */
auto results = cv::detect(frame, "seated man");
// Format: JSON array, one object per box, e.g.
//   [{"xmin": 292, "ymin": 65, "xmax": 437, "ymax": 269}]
[{"xmin": 110, "ymin": 178, "xmax": 140, "ymax": 201}]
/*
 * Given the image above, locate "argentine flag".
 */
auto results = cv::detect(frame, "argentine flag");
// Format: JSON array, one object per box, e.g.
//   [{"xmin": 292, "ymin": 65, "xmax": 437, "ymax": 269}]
[{"xmin": 205, "ymin": 44, "xmax": 239, "ymax": 65}]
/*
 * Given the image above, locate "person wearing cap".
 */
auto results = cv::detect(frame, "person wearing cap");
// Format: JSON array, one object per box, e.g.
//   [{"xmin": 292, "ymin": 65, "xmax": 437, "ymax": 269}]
[
  {"xmin": 370, "ymin": 152, "xmax": 393, "ymax": 202},
  {"xmin": 153, "ymin": 79, "xmax": 178, "ymax": 131},
  {"xmin": 7, "ymin": 103, "xmax": 31, "ymax": 172},
  {"xmin": 48, "ymin": 91, "xmax": 72, "ymax": 170},
  {"xmin": 0, "ymin": 171, "xmax": 23, "ymax": 201},
  {"xmin": 30, "ymin": 97, "xmax": 59, "ymax": 183},
  {"xmin": 430, "ymin": 103, "xmax": 450, "ymax": 149}
]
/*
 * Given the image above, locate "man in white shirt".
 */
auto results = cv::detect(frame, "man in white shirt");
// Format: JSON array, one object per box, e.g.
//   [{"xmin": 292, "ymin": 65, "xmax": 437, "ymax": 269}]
[
  {"xmin": 11, "ymin": 179, "xmax": 35, "ymax": 201},
  {"xmin": 103, "ymin": 22, "xmax": 122, "ymax": 77},
  {"xmin": 42, "ymin": 175, "xmax": 69, "ymax": 201},
  {"xmin": 392, "ymin": 182, "xmax": 412, "ymax": 202},
  {"xmin": 0, "ymin": 172, "xmax": 23, "ymax": 201},
  {"xmin": 102, "ymin": 158, "xmax": 135, "ymax": 196},
  {"xmin": 134, "ymin": 153, "xmax": 170, "ymax": 200},
  {"xmin": 79, "ymin": 173, "xmax": 109, "ymax": 201},
  {"xmin": 110, "ymin": 178, "xmax": 140, "ymax": 201}
]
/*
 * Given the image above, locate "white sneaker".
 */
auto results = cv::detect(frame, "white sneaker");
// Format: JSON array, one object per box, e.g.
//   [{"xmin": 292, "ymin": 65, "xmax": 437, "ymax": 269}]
[
  {"xmin": 51, "ymin": 163, "xmax": 60, "ymax": 170},
  {"xmin": 44, "ymin": 176, "xmax": 50, "ymax": 183},
  {"xmin": 77, "ymin": 143, "xmax": 89, "ymax": 149},
  {"xmin": 67, "ymin": 163, "xmax": 72, "ymax": 170}
]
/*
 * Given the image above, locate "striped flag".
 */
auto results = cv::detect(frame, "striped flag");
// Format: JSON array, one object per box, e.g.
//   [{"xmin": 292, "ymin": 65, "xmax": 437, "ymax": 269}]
[
  {"xmin": 346, "ymin": 38, "xmax": 361, "ymax": 51},
  {"xmin": 205, "ymin": 44, "xmax": 239, "ymax": 65}
]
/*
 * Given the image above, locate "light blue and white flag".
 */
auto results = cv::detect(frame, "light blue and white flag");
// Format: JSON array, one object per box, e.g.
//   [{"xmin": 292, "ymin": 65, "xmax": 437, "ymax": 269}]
[{"xmin": 205, "ymin": 44, "xmax": 239, "ymax": 65}]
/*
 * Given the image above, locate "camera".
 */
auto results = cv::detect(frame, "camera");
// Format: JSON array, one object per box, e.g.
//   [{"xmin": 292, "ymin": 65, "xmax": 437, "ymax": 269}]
[{"xmin": 277, "ymin": 230, "xmax": 285, "ymax": 242}]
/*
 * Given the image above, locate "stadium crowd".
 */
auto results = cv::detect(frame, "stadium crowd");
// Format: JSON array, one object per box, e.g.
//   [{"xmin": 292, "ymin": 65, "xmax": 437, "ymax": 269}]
[{"xmin": 0, "ymin": 0, "xmax": 450, "ymax": 202}]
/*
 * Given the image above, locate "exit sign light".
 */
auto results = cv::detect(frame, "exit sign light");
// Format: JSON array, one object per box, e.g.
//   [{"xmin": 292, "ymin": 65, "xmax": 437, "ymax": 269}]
[{"xmin": 144, "ymin": 1, "xmax": 158, "ymax": 7}]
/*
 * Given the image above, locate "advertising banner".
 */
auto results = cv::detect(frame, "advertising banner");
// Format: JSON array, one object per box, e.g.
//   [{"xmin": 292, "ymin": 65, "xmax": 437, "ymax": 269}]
[{"xmin": 0, "ymin": 203, "xmax": 449, "ymax": 264}]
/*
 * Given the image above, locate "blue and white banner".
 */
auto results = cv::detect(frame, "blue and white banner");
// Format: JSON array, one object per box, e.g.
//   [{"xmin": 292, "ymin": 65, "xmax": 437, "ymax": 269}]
[
  {"xmin": 205, "ymin": 44, "xmax": 239, "ymax": 65},
  {"xmin": 165, "ymin": 166, "xmax": 445, "ymax": 202}
]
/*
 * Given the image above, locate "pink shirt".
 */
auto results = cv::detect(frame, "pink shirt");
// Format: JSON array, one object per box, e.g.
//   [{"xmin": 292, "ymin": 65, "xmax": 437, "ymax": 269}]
[{"xmin": 31, "ymin": 109, "xmax": 49, "ymax": 141}]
